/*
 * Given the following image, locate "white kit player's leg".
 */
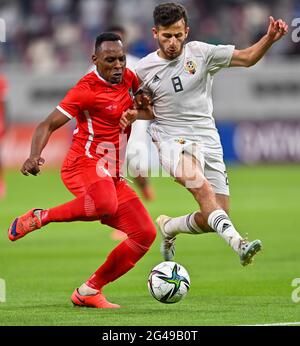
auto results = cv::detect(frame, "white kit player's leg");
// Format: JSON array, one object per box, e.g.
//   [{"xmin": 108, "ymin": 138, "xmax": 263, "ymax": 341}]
[
  {"xmin": 126, "ymin": 120, "xmax": 155, "ymax": 201},
  {"xmin": 157, "ymin": 147, "xmax": 262, "ymax": 265},
  {"xmin": 156, "ymin": 215, "xmax": 175, "ymax": 261},
  {"xmin": 156, "ymin": 212, "xmax": 204, "ymax": 261},
  {"xmin": 157, "ymin": 147, "xmax": 209, "ymax": 260},
  {"xmin": 163, "ymin": 211, "xmax": 204, "ymax": 237}
]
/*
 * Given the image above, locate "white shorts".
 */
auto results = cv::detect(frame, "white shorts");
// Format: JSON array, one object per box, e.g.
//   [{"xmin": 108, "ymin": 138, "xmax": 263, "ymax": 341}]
[{"xmin": 154, "ymin": 137, "xmax": 230, "ymax": 196}]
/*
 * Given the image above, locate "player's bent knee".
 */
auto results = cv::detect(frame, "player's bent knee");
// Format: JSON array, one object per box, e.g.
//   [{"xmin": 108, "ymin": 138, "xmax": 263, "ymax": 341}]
[
  {"xmin": 185, "ymin": 173, "xmax": 206, "ymax": 189},
  {"xmin": 189, "ymin": 178, "xmax": 211, "ymax": 197},
  {"xmin": 176, "ymin": 175, "xmax": 205, "ymax": 189},
  {"xmin": 125, "ymin": 224, "xmax": 156, "ymax": 259},
  {"xmin": 144, "ymin": 223, "xmax": 157, "ymax": 247},
  {"xmin": 140, "ymin": 222, "xmax": 156, "ymax": 249},
  {"xmin": 131, "ymin": 218, "xmax": 156, "ymax": 249}
]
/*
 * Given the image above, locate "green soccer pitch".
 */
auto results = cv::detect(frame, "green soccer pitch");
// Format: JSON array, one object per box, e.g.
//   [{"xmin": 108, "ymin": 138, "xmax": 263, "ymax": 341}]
[{"xmin": 0, "ymin": 165, "xmax": 300, "ymax": 326}]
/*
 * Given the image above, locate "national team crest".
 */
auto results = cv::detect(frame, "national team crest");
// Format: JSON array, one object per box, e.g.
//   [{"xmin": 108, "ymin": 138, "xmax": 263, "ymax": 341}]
[
  {"xmin": 175, "ymin": 137, "xmax": 186, "ymax": 145},
  {"xmin": 185, "ymin": 59, "xmax": 197, "ymax": 75}
]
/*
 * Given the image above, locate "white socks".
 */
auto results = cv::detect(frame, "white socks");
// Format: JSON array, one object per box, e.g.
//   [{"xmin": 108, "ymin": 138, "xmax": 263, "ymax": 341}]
[
  {"xmin": 78, "ymin": 283, "xmax": 98, "ymax": 296},
  {"xmin": 163, "ymin": 209, "xmax": 243, "ymax": 253},
  {"xmin": 207, "ymin": 209, "xmax": 242, "ymax": 252},
  {"xmin": 164, "ymin": 212, "xmax": 204, "ymax": 238}
]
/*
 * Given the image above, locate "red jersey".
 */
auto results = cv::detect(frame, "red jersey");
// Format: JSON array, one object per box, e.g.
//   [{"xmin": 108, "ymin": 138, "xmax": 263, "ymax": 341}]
[{"xmin": 57, "ymin": 69, "xmax": 139, "ymax": 176}]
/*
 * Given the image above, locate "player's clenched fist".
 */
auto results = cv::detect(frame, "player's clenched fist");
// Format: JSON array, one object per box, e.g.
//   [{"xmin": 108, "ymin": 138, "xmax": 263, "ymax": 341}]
[
  {"xmin": 21, "ymin": 157, "xmax": 45, "ymax": 176},
  {"xmin": 267, "ymin": 16, "xmax": 288, "ymax": 42},
  {"xmin": 120, "ymin": 109, "xmax": 138, "ymax": 131}
]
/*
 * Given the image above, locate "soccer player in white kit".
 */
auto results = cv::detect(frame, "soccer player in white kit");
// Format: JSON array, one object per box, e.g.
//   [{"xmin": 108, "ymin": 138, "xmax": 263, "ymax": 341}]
[{"xmin": 124, "ymin": 3, "xmax": 288, "ymax": 266}]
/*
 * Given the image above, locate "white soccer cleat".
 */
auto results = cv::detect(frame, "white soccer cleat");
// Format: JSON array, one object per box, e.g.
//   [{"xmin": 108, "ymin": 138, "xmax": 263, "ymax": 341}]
[
  {"xmin": 156, "ymin": 215, "xmax": 176, "ymax": 261},
  {"xmin": 238, "ymin": 239, "xmax": 262, "ymax": 266}
]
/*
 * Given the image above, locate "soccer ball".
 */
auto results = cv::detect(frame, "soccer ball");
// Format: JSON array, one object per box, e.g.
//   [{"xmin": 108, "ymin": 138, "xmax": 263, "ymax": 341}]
[{"xmin": 147, "ymin": 261, "xmax": 190, "ymax": 304}]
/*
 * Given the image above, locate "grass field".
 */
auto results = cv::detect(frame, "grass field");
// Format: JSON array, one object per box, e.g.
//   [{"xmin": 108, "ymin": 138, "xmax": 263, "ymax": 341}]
[{"xmin": 0, "ymin": 165, "xmax": 300, "ymax": 326}]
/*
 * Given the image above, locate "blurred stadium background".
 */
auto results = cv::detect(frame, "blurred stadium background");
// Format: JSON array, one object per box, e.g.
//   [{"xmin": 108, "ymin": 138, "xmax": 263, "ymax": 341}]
[
  {"xmin": 1, "ymin": 0, "xmax": 300, "ymax": 166},
  {"xmin": 0, "ymin": 0, "xmax": 300, "ymax": 326}
]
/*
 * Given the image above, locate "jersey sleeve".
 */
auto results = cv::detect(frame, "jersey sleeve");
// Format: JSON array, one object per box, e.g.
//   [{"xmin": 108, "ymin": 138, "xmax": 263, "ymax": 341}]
[
  {"xmin": 57, "ymin": 83, "xmax": 91, "ymax": 119},
  {"xmin": 192, "ymin": 41, "xmax": 235, "ymax": 75}
]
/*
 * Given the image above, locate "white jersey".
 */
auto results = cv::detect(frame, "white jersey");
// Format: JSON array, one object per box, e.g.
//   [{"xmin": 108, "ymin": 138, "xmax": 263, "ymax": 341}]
[
  {"xmin": 136, "ymin": 41, "xmax": 235, "ymax": 150},
  {"xmin": 125, "ymin": 53, "xmax": 140, "ymax": 71}
]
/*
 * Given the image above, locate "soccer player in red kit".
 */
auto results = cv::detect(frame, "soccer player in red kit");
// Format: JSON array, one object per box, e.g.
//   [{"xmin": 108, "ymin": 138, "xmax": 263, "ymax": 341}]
[{"xmin": 8, "ymin": 33, "xmax": 156, "ymax": 308}]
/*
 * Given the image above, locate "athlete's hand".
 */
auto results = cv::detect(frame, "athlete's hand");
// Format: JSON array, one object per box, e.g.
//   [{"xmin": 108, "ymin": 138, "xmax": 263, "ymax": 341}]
[
  {"xmin": 120, "ymin": 109, "xmax": 138, "ymax": 131},
  {"xmin": 21, "ymin": 157, "xmax": 45, "ymax": 176},
  {"xmin": 267, "ymin": 16, "xmax": 288, "ymax": 42},
  {"xmin": 135, "ymin": 92, "xmax": 153, "ymax": 110}
]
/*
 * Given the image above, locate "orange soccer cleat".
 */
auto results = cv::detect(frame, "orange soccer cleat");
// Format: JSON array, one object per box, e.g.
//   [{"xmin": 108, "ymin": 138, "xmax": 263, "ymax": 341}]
[
  {"xmin": 71, "ymin": 289, "xmax": 120, "ymax": 309},
  {"xmin": 8, "ymin": 208, "xmax": 42, "ymax": 241}
]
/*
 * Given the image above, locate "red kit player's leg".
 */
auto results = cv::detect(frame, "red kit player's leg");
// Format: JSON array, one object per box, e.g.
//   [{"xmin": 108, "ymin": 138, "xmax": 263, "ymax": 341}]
[
  {"xmin": 86, "ymin": 184, "xmax": 156, "ymax": 290},
  {"xmin": 8, "ymin": 154, "xmax": 119, "ymax": 241},
  {"xmin": 8, "ymin": 178, "xmax": 119, "ymax": 241},
  {"xmin": 40, "ymin": 179, "xmax": 118, "ymax": 224}
]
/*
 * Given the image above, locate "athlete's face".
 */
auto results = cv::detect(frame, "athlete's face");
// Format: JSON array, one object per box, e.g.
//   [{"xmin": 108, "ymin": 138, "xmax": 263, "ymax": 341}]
[
  {"xmin": 92, "ymin": 41, "xmax": 126, "ymax": 84},
  {"xmin": 153, "ymin": 19, "xmax": 189, "ymax": 60}
]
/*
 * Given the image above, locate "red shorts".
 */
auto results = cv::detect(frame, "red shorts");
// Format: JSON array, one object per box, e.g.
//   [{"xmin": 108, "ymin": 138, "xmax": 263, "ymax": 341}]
[
  {"xmin": 61, "ymin": 149, "xmax": 138, "ymax": 205},
  {"xmin": 61, "ymin": 149, "xmax": 154, "ymax": 233}
]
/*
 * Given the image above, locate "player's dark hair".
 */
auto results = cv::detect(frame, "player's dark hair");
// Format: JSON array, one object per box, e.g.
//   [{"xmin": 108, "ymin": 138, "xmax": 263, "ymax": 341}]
[
  {"xmin": 95, "ymin": 32, "xmax": 122, "ymax": 52},
  {"xmin": 153, "ymin": 2, "xmax": 188, "ymax": 28}
]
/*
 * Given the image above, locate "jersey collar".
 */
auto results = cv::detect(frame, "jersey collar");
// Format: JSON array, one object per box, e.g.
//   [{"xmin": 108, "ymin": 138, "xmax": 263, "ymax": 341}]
[
  {"xmin": 93, "ymin": 69, "xmax": 110, "ymax": 84},
  {"xmin": 93, "ymin": 69, "xmax": 126, "ymax": 87}
]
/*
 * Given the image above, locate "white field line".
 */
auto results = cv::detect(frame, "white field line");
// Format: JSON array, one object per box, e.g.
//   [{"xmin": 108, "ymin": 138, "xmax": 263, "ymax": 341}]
[{"xmin": 239, "ymin": 322, "xmax": 300, "ymax": 326}]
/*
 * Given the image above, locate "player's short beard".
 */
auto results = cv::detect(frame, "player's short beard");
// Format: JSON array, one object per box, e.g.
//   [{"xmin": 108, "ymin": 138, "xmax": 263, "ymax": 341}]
[{"xmin": 158, "ymin": 40, "xmax": 184, "ymax": 60}]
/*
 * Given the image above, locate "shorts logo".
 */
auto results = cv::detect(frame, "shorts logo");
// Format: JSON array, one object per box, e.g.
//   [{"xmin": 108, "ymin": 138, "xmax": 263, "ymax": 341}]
[
  {"xmin": 185, "ymin": 59, "xmax": 197, "ymax": 75},
  {"xmin": 175, "ymin": 138, "xmax": 186, "ymax": 145}
]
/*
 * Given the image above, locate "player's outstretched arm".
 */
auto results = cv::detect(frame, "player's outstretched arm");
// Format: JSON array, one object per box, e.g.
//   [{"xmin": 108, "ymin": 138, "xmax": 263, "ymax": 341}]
[
  {"xmin": 230, "ymin": 16, "xmax": 288, "ymax": 67},
  {"xmin": 21, "ymin": 109, "xmax": 70, "ymax": 176}
]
